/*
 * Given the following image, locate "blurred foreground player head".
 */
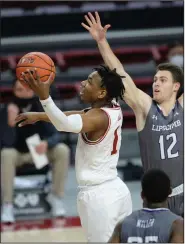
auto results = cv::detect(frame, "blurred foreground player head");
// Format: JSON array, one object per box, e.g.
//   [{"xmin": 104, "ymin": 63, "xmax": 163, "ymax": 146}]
[
  {"xmin": 109, "ymin": 169, "xmax": 184, "ymax": 243},
  {"xmin": 13, "ymin": 79, "xmax": 34, "ymax": 99},
  {"xmin": 141, "ymin": 168, "xmax": 172, "ymax": 208}
]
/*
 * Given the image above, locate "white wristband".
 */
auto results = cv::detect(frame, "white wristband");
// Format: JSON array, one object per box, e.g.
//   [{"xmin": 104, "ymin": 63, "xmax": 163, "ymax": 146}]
[{"xmin": 40, "ymin": 96, "xmax": 83, "ymax": 133}]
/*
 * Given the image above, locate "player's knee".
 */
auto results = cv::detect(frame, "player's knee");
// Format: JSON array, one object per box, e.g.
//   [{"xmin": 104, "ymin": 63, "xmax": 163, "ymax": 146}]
[
  {"xmin": 1, "ymin": 148, "xmax": 18, "ymax": 162},
  {"xmin": 53, "ymin": 143, "xmax": 70, "ymax": 159}
]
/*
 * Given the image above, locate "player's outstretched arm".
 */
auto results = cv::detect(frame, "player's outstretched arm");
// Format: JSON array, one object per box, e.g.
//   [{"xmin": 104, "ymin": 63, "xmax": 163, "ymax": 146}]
[
  {"xmin": 15, "ymin": 98, "xmax": 99, "ymax": 133},
  {"xmin": 15, "ymin": 110, "xmax": 85, "ymax": 127},
  {"xmin": 40, "ymin": 95, "xmax": 108, "ymax": 133},
  {"xmin": 39, "ymin": 96, "xmax": 108, "ymax": 133},
  {"xmin": 170, "ymin": 219, "xmax": 184, "ymax": 243},
  {"xmin": 15, "ymin": 97, "xmax": 107, "ymax": 134},
  {"xmin": 82, "ymin": 12, "xmax": 152, "ymax": 113},
  {"xmin": 108, "ymin": 222, "xmax": 122, "ymax": 243}
]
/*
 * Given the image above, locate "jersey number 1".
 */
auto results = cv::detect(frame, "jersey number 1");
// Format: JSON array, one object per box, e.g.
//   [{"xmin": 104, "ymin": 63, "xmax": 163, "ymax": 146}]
[
  {"xmin": 159, "ymin": 133, "xmax": 179, "ymax": 160},
  {"xmin": 111, "ymin": 126, "xmax": 119, "ymax": 155}
]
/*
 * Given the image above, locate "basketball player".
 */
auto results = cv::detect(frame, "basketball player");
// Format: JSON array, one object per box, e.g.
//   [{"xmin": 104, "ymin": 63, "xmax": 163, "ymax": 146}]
[
  {"xmin": 15, "ymin": 65, "xmax": 132, "ymax": 242},
  {"xmin": 108, "ymin": 169, "xmax": 184, "ymax": 243},
  {"xmin": 82, "ymin": 12, "xmax": 184, "ymax": 216}
]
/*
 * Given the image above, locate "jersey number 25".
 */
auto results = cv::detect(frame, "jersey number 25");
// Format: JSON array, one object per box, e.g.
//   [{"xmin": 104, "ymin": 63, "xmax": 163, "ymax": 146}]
[{"xmin": 128, "ymin": 236, "xmax": 158, "ymax": 243}]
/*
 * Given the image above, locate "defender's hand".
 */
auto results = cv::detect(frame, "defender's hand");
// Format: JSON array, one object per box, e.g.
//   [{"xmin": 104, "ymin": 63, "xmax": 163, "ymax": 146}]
[
  {"xmin": 21, "ymin": 68, "xmax": 54, "ymax": 100},
  {"xmin": 15, "ymin": 112, "xmax": 40, "ymax": 127},
  {"xmin": 81, "ymin": 12, "xmax": 111, "ymax": 42}
]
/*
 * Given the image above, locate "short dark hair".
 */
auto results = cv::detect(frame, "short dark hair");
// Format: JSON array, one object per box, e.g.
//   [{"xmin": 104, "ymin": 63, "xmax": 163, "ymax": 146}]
[
  {"xmin": 157, "ymin": 62, "xmax": 184, "ymax": 98},
  {"xmin": 94, "ymin": 65, "xmax": 125, "ymax": 101},
  {"xmin": 141, "ymin": 169, "xmax": 171, "ymax": 203}
]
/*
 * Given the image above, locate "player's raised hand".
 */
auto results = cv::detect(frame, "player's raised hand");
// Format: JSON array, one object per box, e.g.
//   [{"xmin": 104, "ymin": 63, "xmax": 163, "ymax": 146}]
[
  {"xmin": 81, "ymin": 12, "xmax": 111, "ymax": 42},
  {"xmin": 15, "ymin": 112, "xmax": 41, "ymax": 127},
  {"xmin": 21, "ymin": 69, "xmax": 54, "ymax": 100}
]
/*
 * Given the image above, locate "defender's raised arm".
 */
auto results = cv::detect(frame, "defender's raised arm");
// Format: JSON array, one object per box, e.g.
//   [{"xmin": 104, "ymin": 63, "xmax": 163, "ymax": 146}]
[{"xmin": 81, "ymin": 12, "xmax": 151, "ymax": 113}]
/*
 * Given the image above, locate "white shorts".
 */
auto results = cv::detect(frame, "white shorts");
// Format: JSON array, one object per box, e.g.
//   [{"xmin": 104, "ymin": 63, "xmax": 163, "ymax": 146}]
[{"xmin": 77, "ymin": 177, "xmax": 132, "ymax": 242}]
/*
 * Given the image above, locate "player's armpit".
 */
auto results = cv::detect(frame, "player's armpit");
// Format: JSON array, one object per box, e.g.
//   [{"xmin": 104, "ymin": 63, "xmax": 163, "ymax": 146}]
[
  {"xmin": 108, "ymin": 221, "xmax": 122, "ymax": 243},
  {"xmin": 170, "ymin": 219, "xmax": 184, "ymax": 243},
  {"xmin": 80, "ymin": 108, "xmax": 109, "ymax": 133},
  {"xmin": 123, "ymin": 73, "xmax": 152, "ymax": 115}
]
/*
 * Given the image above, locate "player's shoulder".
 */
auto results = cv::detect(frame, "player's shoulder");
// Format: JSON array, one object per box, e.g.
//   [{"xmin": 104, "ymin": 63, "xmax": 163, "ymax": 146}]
[
  {"xmin": 83, "ymin": 107, "xmax": 110, "ymax": 124},
  {"xmin": 85, "ymin": 107, "xmax": 109, "ymax": 116},
  {"xmin": 171, "ymin": 217, "xmax": 184, "ymax": 236},
  {"xmin": 169, "ymin": 211, "xmax": 183, "ymax": 222},
  {"xmin": 173, "ymin": 217, "xmax": 184, "ymax": 225},
  {"xmin": 172, "ymin": 217, "xmax": 184, "ymax": 230},
  {"xmin": 101, "ymin": 102, "xmax": 122, "ymax": 118},
  {"xmin": 163, "ymin": 210, "xmax": 183, "ymax": 232},
  {"xmin": 119, "ymin": 211, "xmax": 140, "ymax": 234},
  {"xmin": 122, "ymin": 210, "xmax": 140, "ymax": 225},
  {"xmin": 84, "ymin": 107, "xmax": 102, "ymax": 114}
]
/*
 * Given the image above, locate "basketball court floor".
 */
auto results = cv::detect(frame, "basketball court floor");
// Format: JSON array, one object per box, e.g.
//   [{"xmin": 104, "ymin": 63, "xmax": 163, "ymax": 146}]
[
  {"xmin": 1, "ymin": 167, "xmax": 142, "ymax": 242},
  {"xmin": 1, "ymin": 218, "xmax": 86, "ymax": 242},
  {"xmin": 2, "ymin": 228, "xmax": 86, "ymax": 242}
]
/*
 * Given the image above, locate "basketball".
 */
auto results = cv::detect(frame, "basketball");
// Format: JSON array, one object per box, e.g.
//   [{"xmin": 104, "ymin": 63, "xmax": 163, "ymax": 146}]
[{"xmin": 16, "ymin": 52, "xmax": 56, "ymax": 87}]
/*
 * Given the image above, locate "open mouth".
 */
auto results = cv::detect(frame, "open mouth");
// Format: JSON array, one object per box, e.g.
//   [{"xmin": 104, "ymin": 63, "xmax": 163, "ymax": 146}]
[
  {"xmin": 79, "ymin": 90, "xmax": 84, "ymax": 96},
  {"xmin": 154, "ymin": 90, "xmax": 160, "ymax": 93},
  {"xmin": 79, "ymin": 86, "xmax": 84, "ymax": 95}
]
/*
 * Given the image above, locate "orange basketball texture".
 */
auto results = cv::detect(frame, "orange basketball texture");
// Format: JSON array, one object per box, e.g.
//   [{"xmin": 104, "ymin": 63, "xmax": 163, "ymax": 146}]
[{"xmin": 16, "ymin": 52, "xmax": 56, "ymax": 87}]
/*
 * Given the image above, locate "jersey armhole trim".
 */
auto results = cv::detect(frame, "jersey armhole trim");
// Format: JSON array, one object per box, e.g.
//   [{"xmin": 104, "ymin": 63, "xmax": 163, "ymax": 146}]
[{"xmin": 81, "ymin": 109, "xmax": 111, "ymax": 145}]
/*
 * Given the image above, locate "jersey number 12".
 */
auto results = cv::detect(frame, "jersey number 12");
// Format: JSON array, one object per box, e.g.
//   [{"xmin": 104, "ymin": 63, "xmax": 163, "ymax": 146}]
[{"xmin": 159, "ymin": 133, "xmax": 179, "ymax": 160}]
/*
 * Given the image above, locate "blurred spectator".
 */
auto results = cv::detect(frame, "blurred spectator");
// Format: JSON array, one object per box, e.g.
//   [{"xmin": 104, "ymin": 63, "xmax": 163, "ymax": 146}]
[
  {"xmin": 167, "ymin": 43, "xmax": 184, "ymax": 68},
  {"xmin": 1, "ymin": 80, "xmax": 70, "ymax": 223}
]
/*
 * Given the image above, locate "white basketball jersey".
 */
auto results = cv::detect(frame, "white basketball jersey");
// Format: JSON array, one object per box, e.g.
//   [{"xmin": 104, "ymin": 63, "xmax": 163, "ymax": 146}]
[{"xmin": 75, "ymin": 103, "xmax": 123, "ymax": 186}]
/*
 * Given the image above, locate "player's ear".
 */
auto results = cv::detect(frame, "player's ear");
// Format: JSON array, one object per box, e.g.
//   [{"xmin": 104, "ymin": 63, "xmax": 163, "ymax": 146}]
[
  {"xmin": 169, "ymin": 187, "xmax": 172, "ymax": 196},
  {"xmin": 141, "ymin": 191, "xmax": 144, "ymax": 200},
  {"xmin": 98, "ymin": 89, "xmax": 107, "ymax": 99},
  {"xmin": 174, "ymin": 81, "xmax": 180, "ymax": 92}
]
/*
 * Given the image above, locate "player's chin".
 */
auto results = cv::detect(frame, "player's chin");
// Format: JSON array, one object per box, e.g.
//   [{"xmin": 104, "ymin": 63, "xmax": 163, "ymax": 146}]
[
  {"xmin": 153, "ymin": 97, "xmax": 159, "ymax": 103},
  {"xmin": 153, "ymin": 96, "xmax": 162, "ymax": 104},
  {"xmin": 79, "ymin": 93, "xmax": 87, "ymax": 102}
]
